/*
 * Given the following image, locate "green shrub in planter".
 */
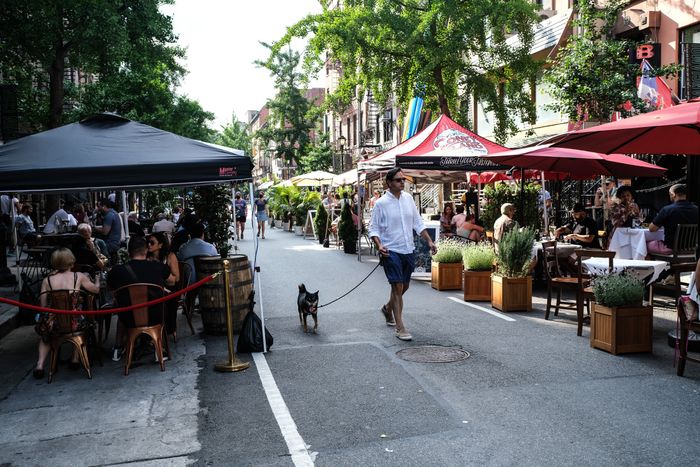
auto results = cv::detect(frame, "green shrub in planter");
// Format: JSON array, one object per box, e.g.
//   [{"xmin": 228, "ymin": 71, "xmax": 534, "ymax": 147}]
[
  {"xmin": 494, "ymin": 228, "xmax": 535, "ymax": 278},
  {"xmin": 432, "ymin": 238, "xmax": 463, "ymax": 263},
  {"xmin": 462, "ymin": 243, "xmax": 495, "ymax": 271},
  {"xmin": 338, "ymin": 203, "xmax": 358, "ymax": 252},
  {"xmin": 592, "ymin": 274, "xmax": 644, "ymax": 307}
]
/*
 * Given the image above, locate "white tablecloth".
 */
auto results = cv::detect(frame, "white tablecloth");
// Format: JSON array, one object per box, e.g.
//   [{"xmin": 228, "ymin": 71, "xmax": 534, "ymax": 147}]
[
  {"xmin": 582, "ymin": 258, "xmax": 669, "ymax": 285},
  {"xmin": 532, "ymin": 241, "xmax": 582, "ymax": 259},
  {"xmin": 608, "ymin": 227, "xmax": 664, "ymax": 260}
]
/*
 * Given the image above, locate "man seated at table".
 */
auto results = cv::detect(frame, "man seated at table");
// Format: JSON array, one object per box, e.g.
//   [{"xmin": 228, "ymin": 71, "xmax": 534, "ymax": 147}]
[
  {"xmin": 647, "ymin": 183, "xmax": 699, "ymax": 255},
  {"xmin": 554, "ymin": 203, "xmax": 599, "ymax": 248},
  {"xmin": 493, "ymin": 203, "xmax": 518, "ymax": 252},
  {"xmin": 177, "ymin": 222, "xmax": 218, "ymax": 285},
  {"xmin": 43, "ymin": 201, "xmax": 78, "ymax": 234},
  {"xmin": 93, "ymin": 199, "xmax": 122, "ymax": 260},
  {"xmin": 74, "ymin": 223, "xmax": 107, "ymax": 270},
  {"xmin": 15, "ymin": 204, "xmax": 39, "ymax": 247},
  {"xmin": 107, "ymin": 235, "xmax": 170, "ymax": 361},
  {"xmin": 152, "ymin": 213, "xmax": 176, "ymax": 235}
]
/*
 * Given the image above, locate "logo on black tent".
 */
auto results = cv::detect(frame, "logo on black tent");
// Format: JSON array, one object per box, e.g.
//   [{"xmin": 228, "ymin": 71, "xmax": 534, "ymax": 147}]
[{"xmin": 219, "ymin": 167, "xmax": 237, "ymax": 177}]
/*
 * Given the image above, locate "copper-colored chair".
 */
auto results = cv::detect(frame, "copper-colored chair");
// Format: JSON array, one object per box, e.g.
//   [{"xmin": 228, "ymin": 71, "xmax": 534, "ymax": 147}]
[
  {"xmin": 574, "ymin": 249, "xmax": 615, "ymax": 336},
  {"xmin": 113, "ymin": 283, "xmax": 168, "ymax": 375},
  {"xmin": 542, "ymin": 241, "xmax": 579, "ymax": 320},
  {"xmin": 39, "ymin": 289, "xmax": 98, "ymax": 383},
  {"xmin": 177, "ymin": 261, "xmax": 194, "ymax": 335}
]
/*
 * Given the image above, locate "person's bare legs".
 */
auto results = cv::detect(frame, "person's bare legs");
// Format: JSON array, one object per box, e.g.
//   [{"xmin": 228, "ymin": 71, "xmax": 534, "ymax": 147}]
[
  {"xmin": 36, "ymin": 340, "xmax": 50, "ymax": 371},
  {"xmin": 261, "ymin": 221, "xmax": 266, "ymax": 239},
  {"xmin": 386, "ymin": 282, "xmax": 410, "ymax": 332}
]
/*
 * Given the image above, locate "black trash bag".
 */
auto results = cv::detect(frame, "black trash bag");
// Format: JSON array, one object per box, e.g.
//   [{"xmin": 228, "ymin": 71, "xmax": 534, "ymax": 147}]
[
  {"xmin": 18, "ymin": 274, "xmax": 41, "ymax": 325},
  {"xmin": 237, "ymin": 290, "xmax": 273, "ymax": 352}
]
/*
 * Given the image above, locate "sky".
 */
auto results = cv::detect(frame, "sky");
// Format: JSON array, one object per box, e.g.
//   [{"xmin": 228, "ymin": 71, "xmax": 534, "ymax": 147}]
[{"xmin": 162, "ymin": 0, "xmax": 323, "ymax": 130}]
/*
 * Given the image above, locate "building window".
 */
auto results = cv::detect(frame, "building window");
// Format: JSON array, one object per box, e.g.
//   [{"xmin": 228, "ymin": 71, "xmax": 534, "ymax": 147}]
[{"xmin": 680, "ymin": 23, "xmax": 700, "ymax": 100}]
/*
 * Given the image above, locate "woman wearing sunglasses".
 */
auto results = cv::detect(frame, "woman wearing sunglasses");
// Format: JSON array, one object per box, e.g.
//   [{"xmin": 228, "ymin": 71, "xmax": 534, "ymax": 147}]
[{"xmin": 147, "ymin": 232, "xmax": 180, "ymax": 344}]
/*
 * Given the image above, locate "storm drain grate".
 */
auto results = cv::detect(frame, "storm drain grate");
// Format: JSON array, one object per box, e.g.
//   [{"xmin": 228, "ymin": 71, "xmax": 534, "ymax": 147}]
[{"xmin": 396, "ymin": 345, "xmax": 470, "ymax": 363}]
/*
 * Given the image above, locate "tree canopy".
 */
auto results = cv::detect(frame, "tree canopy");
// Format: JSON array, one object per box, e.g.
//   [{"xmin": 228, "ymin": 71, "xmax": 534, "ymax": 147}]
[
  {"xmin": 272, "ymin": 0, "xmax": 541, "ymax": 143},
  {"xmin": 255, "ymin": 45, "xmax": 316, "ymax": 164},
  {"xmin": 217, "ymin": 116, "xmax": 253, "ymax": 156}
]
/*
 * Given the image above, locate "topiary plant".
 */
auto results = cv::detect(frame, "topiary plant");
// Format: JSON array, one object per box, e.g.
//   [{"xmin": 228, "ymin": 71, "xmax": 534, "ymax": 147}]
[
  {"xmin": 314, "ymin": 203, "xmax": 328, "ymax": 244},
  {"xmin": 432, "ymin": 238, "xmax": 463, "ymax": 263},
  {"xmin": 494, "ymin": 227, "xmax": 535, "ymax": 278},
  {"xmin": 592, "ymin": 274, "xmax": 645, "ymax": 307},
  {"xmin": 462, "ymin": 242, "xmax": 495, "ymax": 271}
]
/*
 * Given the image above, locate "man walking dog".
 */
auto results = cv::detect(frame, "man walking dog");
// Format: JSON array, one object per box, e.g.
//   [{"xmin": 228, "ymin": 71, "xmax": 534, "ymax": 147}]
[{"xmin": 369, "ymin": 168, "xmax": 437, "ymax": 341}]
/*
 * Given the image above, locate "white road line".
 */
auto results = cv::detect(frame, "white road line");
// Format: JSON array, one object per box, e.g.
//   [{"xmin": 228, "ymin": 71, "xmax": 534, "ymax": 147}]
[
  {"xmin": 252, "ymin": 353, "xmax": 315, "ymax": 466},
  {"xmin": 448, "ymin": 296, "xmax": 517, "ymax": 322}
]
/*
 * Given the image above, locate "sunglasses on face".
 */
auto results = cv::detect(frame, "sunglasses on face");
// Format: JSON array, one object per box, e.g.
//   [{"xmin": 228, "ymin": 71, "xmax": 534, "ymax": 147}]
[
  {"xmin": 392, "ymin": 178, "xmax": 406, "ymax": 183},
  {"xmin": 148, "ymin": 240, "xmax": 157, "ymax": 246}
]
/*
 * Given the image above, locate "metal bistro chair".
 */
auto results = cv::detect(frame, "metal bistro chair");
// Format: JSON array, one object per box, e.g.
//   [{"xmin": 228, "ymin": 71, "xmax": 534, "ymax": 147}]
[
  {"xmin": 38, "ymin": 289, "xmax": 99, "ymax": 383},
  {"xmin": 676, "ymin": 296, "xmax": 700, "ymax": 377},
  {"xmin": 542, "ymin": 241, "xmax": 579, "ymax": 321},
  {"xmin": 650, "ymin": 223, "xmax": 698, "ymax": 264},
  {"xmin": 113, "ymin": 283, "xmax": 168, "ymax": 375},
  {"xmin": 574, "ymin": 249, "xmax": 615, "ymax": 337}
]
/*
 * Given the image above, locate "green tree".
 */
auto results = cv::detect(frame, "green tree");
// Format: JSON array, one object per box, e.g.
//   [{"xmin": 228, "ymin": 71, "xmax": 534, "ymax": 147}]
[
  {"xmin": 297, "ymin": 132, "xmax": 334, "ymax": 173},
  {"xmin": 255, "ymin": 45, "xmax": 316, "ymax": 165},
  {"xmin": 273, "ymin": 0, "xmax": 541, "ymax": 143},
  {"xmin": 544, "ymin": 0, "xmax": 680, "ymax": 123},
  {"xmin": 217, "ymin": 116, "xmax": 253, "ymax": 155},
  {"xmin": 0, "ymin": 0, "xmax": 184, "ymax": 130}
]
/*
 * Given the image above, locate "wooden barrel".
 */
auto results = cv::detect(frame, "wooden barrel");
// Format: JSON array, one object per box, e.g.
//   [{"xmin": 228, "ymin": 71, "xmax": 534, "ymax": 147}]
[{"xmin": 196, "ymin": 255, "xmax": 253, "ymax": 335}]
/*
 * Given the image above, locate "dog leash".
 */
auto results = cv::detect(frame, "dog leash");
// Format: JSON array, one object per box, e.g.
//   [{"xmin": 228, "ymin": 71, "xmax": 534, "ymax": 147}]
[{"xmin": 318, "ymin": 261, "xmax": 383, "ymax": 309}]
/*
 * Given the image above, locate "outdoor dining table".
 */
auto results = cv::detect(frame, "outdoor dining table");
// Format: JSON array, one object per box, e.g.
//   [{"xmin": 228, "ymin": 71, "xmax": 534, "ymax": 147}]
[
  {"xmin": 607, "ymin": 227, "xmax": 664, "ymax": 260},
  {"xmin": 582, "ymin": 257, "xmax": 669, "ymax": 285},
  {"xmin": 532, "ymin": 240, "xmax": 582, "ymax": 259}
]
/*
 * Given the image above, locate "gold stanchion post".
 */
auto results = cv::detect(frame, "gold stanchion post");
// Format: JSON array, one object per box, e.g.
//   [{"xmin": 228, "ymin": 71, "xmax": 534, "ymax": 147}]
[{"xmin": 215, "ymin": 259, "xmax": 250, "ymax": 372}]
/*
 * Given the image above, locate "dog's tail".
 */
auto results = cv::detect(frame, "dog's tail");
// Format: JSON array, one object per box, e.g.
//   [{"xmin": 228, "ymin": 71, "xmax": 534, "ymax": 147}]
[{"xmin": 298, "ymin": 283, "xmax": 307, "ymax": 293}]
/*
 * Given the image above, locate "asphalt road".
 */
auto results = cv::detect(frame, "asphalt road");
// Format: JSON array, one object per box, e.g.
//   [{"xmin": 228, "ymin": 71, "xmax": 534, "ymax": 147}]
[{"xmin": 196, "ymin": 223, "xmax": 700, "ymax": 466}]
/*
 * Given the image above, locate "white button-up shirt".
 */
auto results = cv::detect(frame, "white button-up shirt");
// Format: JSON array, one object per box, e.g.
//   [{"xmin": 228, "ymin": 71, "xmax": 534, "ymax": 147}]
[{"xmin": 368, "ymin": 190, "xmax": 426, "ymax": 254}]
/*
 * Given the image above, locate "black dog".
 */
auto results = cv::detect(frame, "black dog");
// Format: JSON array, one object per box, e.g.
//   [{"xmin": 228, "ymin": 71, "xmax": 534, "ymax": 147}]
[{"xmin": 297, "ymin": 284, "xmax": 319, "ymax": 334}]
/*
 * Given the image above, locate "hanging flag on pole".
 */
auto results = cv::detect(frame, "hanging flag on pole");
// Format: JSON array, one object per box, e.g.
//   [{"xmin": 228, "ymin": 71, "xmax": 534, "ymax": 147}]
[{"xmin": 637, "ymin": 59, "xmax": 675, "ymax": 110}]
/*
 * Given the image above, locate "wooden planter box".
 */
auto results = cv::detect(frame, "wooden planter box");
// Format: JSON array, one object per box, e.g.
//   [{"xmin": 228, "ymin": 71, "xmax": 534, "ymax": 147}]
[
  {"xmin": 491, "ymin": 275, "xmax": 532, "ymax": 312},
  {"xmin": 590, "ymin": 303, "xmax": 653, "ymax": 355},
  {"xmin": 431, "ymin": 262, "xmax": 463, "ymax": 290},
  {"xmin": 463, "ymin": 270, "xmax": 491, "ymax": 301}
]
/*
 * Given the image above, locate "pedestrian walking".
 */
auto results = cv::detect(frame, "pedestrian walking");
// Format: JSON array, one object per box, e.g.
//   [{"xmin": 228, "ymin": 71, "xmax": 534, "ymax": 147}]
[
  {"xmin": 368, "ymin": 168, "xmax": 437, "ymax": 341},
  {"xmin": 254, "ymin": 191, "xmax": 268, "ymax": 239}
]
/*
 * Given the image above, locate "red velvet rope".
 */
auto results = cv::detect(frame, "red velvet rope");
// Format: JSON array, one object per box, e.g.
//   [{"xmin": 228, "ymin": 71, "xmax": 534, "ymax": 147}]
[{"xmin": 0, "ymin": 273, "xmax": 220, "ymax": 315}]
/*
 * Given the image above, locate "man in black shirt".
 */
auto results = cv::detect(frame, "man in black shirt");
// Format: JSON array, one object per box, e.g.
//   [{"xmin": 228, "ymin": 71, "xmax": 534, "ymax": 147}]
[
  {"xmin": 648, "ymin": 184, "xmax": 699, "ymax": 255},
  {"xmin": 554, "ymin": 203, "xmax": 599, "ymax": 248},
  {"xmin": 107, "ymin": 235, "xmax": 169, "ymax": 360}
]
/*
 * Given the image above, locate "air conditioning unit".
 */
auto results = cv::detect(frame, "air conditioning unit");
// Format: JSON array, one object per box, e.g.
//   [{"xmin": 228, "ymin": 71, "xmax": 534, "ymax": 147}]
[
  {"xmin": 539, "ymin": 9, "xmax": 557, "ymax": 21},
  {"xmin": 639, "ymin": 11, "xmax": 661, "ymax": 30}
]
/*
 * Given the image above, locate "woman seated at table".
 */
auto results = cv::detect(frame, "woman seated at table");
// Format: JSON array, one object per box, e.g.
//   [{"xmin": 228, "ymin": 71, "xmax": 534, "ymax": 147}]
[
  {"xmin": 146, "ymin": 232, "xmax": 179, "ymax": 341},
  {"xmin": 74, "ymin": 223, "xmax": 107, "ymax": 270},
  {"xmin": 456, "ymin": 213, "xmax": 485, "ymax": 241},
  {"xmin": 440, "ymin": 204, "xmax": 455, "ymax": 238},
  {"xmin": 610, "ymin": 186, "xmax": 641, "ymax": 229},
  {"xmin": 33, "ymin": 248, "xmax": 100, "ymax": 379}
]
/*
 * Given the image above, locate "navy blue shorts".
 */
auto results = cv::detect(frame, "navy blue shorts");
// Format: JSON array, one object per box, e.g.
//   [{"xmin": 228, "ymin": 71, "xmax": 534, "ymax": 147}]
[{"xmin": 382, "ymin": 251, "xmax": 415, "ymax": 284}]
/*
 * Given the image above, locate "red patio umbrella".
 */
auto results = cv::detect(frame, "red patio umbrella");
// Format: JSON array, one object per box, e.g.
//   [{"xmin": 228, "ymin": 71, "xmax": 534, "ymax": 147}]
[
  {"xmin": 550, "ymin": 99, "xmax": 700, "ymax": 155},
  {"xmin": 484, "ymin": 145, "xmax": 666, "ymax": 178}
]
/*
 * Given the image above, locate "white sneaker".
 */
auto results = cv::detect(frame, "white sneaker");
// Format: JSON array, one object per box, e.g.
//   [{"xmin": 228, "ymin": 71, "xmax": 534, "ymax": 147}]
[
  {"xmin": 154, "ymin": 350, "xmax": 170, "ymax": 362},
  {"xmin": 112, "ymin": 347, "xmax": 123, "ymax": 362}
]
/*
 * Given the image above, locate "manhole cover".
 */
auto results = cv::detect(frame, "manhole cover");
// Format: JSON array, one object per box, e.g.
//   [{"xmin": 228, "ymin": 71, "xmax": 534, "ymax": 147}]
[{"xmin": 396, "ymin": 346, "xmax": 470, "ymax": 363}]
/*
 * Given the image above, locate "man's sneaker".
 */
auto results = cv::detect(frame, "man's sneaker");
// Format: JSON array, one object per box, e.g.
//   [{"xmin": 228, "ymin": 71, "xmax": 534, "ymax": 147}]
[
  {"xmin": 395, "ymin": 329, "xmax": 413, "ymax": 341},
  {"xmin": 154, "ymin": 349, "xmax": 170, "ymax": 363},
  {"xmin": 112, "ymin": 347, "xmax": 123, "ymax": 362}
]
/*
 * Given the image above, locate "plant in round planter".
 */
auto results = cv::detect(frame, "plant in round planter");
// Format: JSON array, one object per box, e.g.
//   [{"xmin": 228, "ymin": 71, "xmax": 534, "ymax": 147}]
[
  {"xmin": 590, "ymin": 274, "xmax": 652, "ymax": 354},
  {"xmin": 314, "ymin": 204, "xmax": 328, "ymax": 245},
  {"xmin": 462, "ymin": 242, "xmax": 495, "ymax": 301},
  {"xmin": 431, "ymin": 238, "xmax": 463, "ymax": 290},
  {"xmin": 338, "ymin": 203, "xmax": 358, "ymax": 254},
  {"xmin": 192, "ymin": 185, "xmax": 234, "ymax": 257},
  {"xmin": 491, "ymin": 228, "xmax": 535, "ymax": 311}
]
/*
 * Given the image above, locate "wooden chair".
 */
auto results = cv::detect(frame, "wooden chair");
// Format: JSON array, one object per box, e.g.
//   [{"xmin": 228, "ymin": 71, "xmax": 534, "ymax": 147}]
[
  {"xmin": 542, "ymin": 241, "xmax": 579, "ymax": 320},
  {"xmin": 676, "ymin": 298, "xmax": 700, "ymax": 376},
  {"xmin": 177, "ymin": 261, "xmax": 195, "ymax": 335},
  {"xmin": 650, "ymin": 223, "xmax": 698, "ymax": 264},
  {"xmin": 649, "ymin": 262, "xmax": 697, "ymax": 308},
  {"xmin": 113, "ymin": 283, "xmax": 168, "ymax": 375},
  {"xmin": 38, "ymin": 289, "xmax": 98, "ymax": 383},
  {"xmin": 574, "ymin": 249, "xmax": 615, "ymax": 336}
]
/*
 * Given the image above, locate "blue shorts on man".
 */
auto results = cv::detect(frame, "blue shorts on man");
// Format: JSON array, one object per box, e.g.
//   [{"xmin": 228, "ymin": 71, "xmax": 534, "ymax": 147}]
[{"xmin": 382, "ymin": 250, "xmax": 415, "ymax": 284}]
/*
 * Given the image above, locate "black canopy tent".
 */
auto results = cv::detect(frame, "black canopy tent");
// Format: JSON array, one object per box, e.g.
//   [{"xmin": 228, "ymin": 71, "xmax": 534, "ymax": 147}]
[{"xmin": 0, "ymin": 113, "xmax": 253, "ymax": 192}]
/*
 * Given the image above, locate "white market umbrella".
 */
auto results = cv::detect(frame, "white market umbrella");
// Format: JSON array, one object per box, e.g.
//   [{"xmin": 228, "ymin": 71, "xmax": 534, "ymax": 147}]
[{"xmin": 290, "ymin": 170, "xmax": 336, "ymax": 187}]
